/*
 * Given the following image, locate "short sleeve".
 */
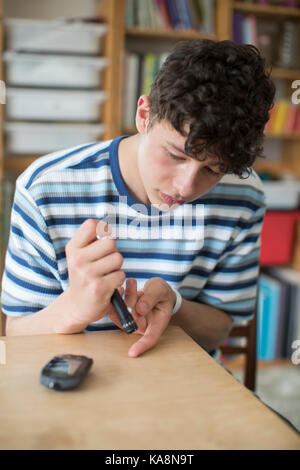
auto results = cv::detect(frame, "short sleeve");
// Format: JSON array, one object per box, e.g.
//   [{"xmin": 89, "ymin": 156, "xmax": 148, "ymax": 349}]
[
  {"xmin": 1, "ymin": 177, "xmax": 63, "ymax": 316},
  {"xmin": 196, "ymin": 203, "xmax": 266, "ymax": 325}
]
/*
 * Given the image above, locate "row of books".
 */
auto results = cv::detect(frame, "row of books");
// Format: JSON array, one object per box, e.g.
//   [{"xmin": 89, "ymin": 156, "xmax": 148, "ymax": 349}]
[
  {"xmin": 265, "ymin": 100, "xmax": 300, "ymax": 134},
  {"xmin": 234, "ymin": 12, "xmax": 300, "ymax": 69},
  {"xmin": 257, "ymin": 268, "xmax": 300, "ymax": 360},
  {"xmin": 122, "ymin": 51, "xmax": 168, "ymax": 128},
  {"xmin": 125, "ymin": 0, "xmax": 214, "ymax": 34},
  {"xmin": 123, "ymin": 52, "xmax": 300, "ymax": 135}
]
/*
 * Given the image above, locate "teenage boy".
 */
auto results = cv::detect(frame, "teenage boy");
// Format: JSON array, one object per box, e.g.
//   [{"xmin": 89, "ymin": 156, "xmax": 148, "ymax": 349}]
[{"xmin": 1, "ymin": 39, "xmax": 275, "ymax": 359}]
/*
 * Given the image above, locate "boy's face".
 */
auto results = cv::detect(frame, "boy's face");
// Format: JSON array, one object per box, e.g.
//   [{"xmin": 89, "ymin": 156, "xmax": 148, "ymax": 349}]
[{"xmin": 137, "ymin": 120, "xmax": 224, "ymax": 210}]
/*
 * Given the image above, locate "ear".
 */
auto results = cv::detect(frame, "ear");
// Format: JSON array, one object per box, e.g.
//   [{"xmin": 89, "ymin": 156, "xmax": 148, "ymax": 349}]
[{"xmin": 135, "ymin": 95, "xmax": 151, "ymax": 134}]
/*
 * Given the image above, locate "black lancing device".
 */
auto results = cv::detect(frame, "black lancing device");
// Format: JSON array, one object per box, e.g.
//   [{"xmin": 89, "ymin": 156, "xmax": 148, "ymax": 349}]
[
  {"xmin": 96, "ymin": 222, "xmax": 137, "ymax": 334},
  {"xmin": 111, "ymin": 289, "xmax": 137, "ymax": 334}
]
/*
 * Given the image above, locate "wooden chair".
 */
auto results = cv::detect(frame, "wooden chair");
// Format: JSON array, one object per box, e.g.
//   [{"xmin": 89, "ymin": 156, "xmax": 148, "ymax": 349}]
[
  {"xmin": 1, "ymin": 312, "xmax": 5, "ymax": 336},
  {"xmin": 220, "ymin": 306, "xmax": 257, "ymax": 392}
]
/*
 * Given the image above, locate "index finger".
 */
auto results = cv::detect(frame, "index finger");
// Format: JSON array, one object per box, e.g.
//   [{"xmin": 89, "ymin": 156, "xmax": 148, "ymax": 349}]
[
  {"xmin": 135, "ymin": 277, "xmax": 169, "ymax": 316},
  {"xmin": 67, "ymin": 219, "xmax": 102, "ymax": 249}
]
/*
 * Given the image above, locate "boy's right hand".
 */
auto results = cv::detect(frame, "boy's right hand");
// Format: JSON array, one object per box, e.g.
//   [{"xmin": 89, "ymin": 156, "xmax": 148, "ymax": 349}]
[{"xmin": 62, "ymin": 219, "xmax": 126, "ymax": 333}]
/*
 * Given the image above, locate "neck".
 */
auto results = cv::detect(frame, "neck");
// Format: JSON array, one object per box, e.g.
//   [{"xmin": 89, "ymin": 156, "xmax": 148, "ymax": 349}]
[{"xmin": 118, "ymin": 134, "xmax": 150, "ymax": 206}]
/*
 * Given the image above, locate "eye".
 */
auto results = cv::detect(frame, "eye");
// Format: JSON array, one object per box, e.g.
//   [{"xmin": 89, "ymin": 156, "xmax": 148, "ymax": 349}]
[
  {"xmin": 168, "ymin": 152, "xmax": 185, "ymax": 161},
  {"xmin": 205, "ymin": 167, "xmax": 221, "ymax": 176}
]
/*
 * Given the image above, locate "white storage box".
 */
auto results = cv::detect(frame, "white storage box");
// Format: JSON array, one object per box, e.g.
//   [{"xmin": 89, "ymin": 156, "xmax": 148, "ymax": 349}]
[
  {"xmin": 5, "ymin": 18, "xmax": 108, "ymax": 54},
  {"xmin": 6, "ymin": 88, "xmax": 107, "ymax": 122},
  {"xmin": 4, "ymin": 122, "xmax": 106, "ymax": 154},
  {"xmin": 3, "ymin": 52, "xmax": 108, "ymax": 88},
  {"xmin": 263, "ymin": 181, "xmax": 300, "ymax": 209}
]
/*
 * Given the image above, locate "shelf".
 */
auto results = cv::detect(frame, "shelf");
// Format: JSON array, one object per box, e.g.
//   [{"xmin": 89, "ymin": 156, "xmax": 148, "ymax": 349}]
[
  {"xmin": 234, "ymin": 1, "xmax": 300, "ymax": 18},
  {"xmin": 4, "ymin": 155, "xmax": 40, "ymax": 174},
  {"xmin": 265, "ymin": 133, "xmax": 300, "ymax": 140},
  {"xmin": 271, "ymin": 67, "xmax": 300, "ymax": 80},
  {"xmin": 254, "ymin": 160, "xmax": 300, "ymax": 178},
  {"xmin": 125, "ymin": 27, "xmax": 216, "ymax": 40}
]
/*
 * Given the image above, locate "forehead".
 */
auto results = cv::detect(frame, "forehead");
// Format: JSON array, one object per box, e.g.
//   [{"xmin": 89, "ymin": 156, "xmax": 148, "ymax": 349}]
[{"xmin": 152, "ymin": 121, "xmax": 220, "ymax": 167}]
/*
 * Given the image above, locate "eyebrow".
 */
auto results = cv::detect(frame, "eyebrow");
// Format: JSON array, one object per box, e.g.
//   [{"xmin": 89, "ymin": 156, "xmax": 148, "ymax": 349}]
[
  {"xmin": 167, "ymin": 141, "xmax": 187, "ymax": 155},
  {"xmin": 167, "ymin": 141, "xmax": 221, "ymax": 167}
]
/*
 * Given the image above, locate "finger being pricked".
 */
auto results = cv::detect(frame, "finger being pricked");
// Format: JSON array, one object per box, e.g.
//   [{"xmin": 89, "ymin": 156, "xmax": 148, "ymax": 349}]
[
  {"xmin": 135, "ymin": 277, "xmax": 172, "ymax": 317},
  {"xmin": 107, "ymin": 283, "xmax": 146, "ymax": 333},
  {"xmin": 124, "ymin": 278, "xmax": 147, "ymax": 331},
  {"xmin": 124, "ymin": 278, "xmax": 141, "ymax": 309}
]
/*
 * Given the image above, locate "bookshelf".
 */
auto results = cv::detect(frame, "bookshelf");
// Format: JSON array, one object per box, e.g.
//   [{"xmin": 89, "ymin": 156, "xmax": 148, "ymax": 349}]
[
  {"xmin": 230, "ymin": 1, "xmax": 300, "ymax": 176},
  {"xmin": 120, "ymin": 0, "xmax": 300, "ymax": 175},
  {"xmin": 125, "ymin": 26, "xmax": 216, "ymax": 40},
  {"xmin": 234, "ymin": 1, "xmax": 300, "ymax": 18},
  {"xmin": 4, "ymin": 1, "xmax": 299, "ymax": 173},
  {"xmin": 1, "ymin": 1, "xmax": 300, "ymax": 178},
  {"xmin": 272, "ymin": 67, "xmax": 300, "ymax": 80}
]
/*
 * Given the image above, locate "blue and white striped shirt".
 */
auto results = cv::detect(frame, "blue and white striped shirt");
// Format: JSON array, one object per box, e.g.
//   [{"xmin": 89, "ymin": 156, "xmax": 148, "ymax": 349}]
[{"xmin": 1, "ymin": 136, "xmax": 266, "ymax": 332}]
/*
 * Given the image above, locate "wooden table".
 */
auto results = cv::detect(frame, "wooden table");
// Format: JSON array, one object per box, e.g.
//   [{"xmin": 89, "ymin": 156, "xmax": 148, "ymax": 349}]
[{"xmin": 0, "ymin": 326, "xmax": 299, "ymax": 450}]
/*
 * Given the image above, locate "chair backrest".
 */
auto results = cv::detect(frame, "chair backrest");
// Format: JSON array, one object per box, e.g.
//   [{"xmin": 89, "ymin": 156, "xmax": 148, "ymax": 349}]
[
  {"xmin": 0, "ymin": 311, "xmax": 5, "ymax": 336},
  {"xmin": 220, "ymin": 308, "xmax": 257, "ymax": 392}
]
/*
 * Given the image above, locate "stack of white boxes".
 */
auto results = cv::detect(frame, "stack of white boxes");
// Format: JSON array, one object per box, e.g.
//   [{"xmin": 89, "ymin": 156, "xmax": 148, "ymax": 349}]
[{"xmin": 3, "ymin": 18, "xmax": 108, "ymax": 154}]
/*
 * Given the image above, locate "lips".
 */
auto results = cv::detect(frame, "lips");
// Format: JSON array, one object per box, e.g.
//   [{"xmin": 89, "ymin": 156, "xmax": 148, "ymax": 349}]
[{"xmin": 160, "ymin": 192, "xmax": 185, "ymax": 206}]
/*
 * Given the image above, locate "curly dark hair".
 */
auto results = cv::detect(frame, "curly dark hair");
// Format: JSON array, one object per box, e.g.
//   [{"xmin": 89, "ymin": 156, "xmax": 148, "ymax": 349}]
[{"xmin": 148, "ymin": 39, "xmax": 275, "ymax": 177}]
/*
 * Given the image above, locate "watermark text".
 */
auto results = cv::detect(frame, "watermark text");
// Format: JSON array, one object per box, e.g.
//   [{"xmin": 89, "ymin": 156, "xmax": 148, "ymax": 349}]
[
  {"xmin": 291, "ymin": 80, "xmax": 300, "ymax": 105},
  {"xmin": 291, "ymin": 340, "xmax": 300, "ymax": 365}
]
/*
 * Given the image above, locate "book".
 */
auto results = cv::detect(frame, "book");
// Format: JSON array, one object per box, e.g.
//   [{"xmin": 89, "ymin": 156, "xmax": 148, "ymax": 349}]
[
  {"xmin": 242, "ymin": 15, "xmax": 252, "ymax": 44},
  {"xmin": 257, "ymin": 273, "xmax": 281, "ymax": 360},
  {"xmin": 283, "ymin": 104, "xmax": 299, "ymax": 134},
  {"xmin": 201, "ymin": 0, "xmax": 214, "ymax": 34},
  {"xmin": 177, "ymin": 0, "xmax": 193, "ymax": 29},
  {"xmin": 267, "ymin": 267, "xmax": 300, "ymax": 359},
  {"xmin": 233, "ymin": 11, "xmax": 244, "ymax": 44},
  {"xmin": 247, "ymin": 15, "xmax": 258, "ymax": 47},
  {"xmin": 271, "ymin": 100, "xmax": 289, "ymax": 134},
  {"xmin": 122, "ymin": 52, "xmax": 140, "ymax": 128},
  {"xmin": 277, "ymin": 21, "xmax": 300, "ymax": 69},
  {"xmin": 193, "ymin": 0, "xmax": 204, "ymax": 29},
  {"xmin": 257, "ymin": 19, "xmax": 281, "ymax": 65},
  {"xmin": 165, "ymin": 0, "xmax": 183, "ymax": 29},
  {"xmin": 125, "ymin": 0, "xmax": 136, "ymax": 27},
  {"xmin": 293, "ymin": 107, "xmax": 300, "ymax": 133},
  {"xmin": 276, "ymin": 280, "xmax": 290, "ymax": 358},
  {"xmin": 148, "ymin": 0, "xmax": 161, "ymax": 29},
  {"xmin": 187, "ymin": 0, "xmax": 201, "ymax": 30},
  {"xmin": 264, "ymin": 268, "xmax": 291, "ymax": 358},
  {"xmin": 137, "ymin": 0, "xmax": 151, "ymax": 28},
  {"xmin": 155, "ymin": 0, "xmax": 172, "ymax": 28},
  {"xmin": 142, "ymin": 53, "xmax": 158, "ymax": 96}
]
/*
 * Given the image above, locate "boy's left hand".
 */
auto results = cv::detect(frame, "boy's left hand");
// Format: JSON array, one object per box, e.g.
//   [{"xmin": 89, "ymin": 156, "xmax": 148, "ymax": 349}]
[{"xmin": 108, "ymin": 277, "xmax": 176, "ymax": 358}]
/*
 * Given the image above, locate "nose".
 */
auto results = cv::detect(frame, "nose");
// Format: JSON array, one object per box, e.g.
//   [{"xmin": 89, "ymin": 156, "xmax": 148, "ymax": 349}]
[{"xmin": 173, "ymin": 167, "xmax": 199, "ymax": 199}]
